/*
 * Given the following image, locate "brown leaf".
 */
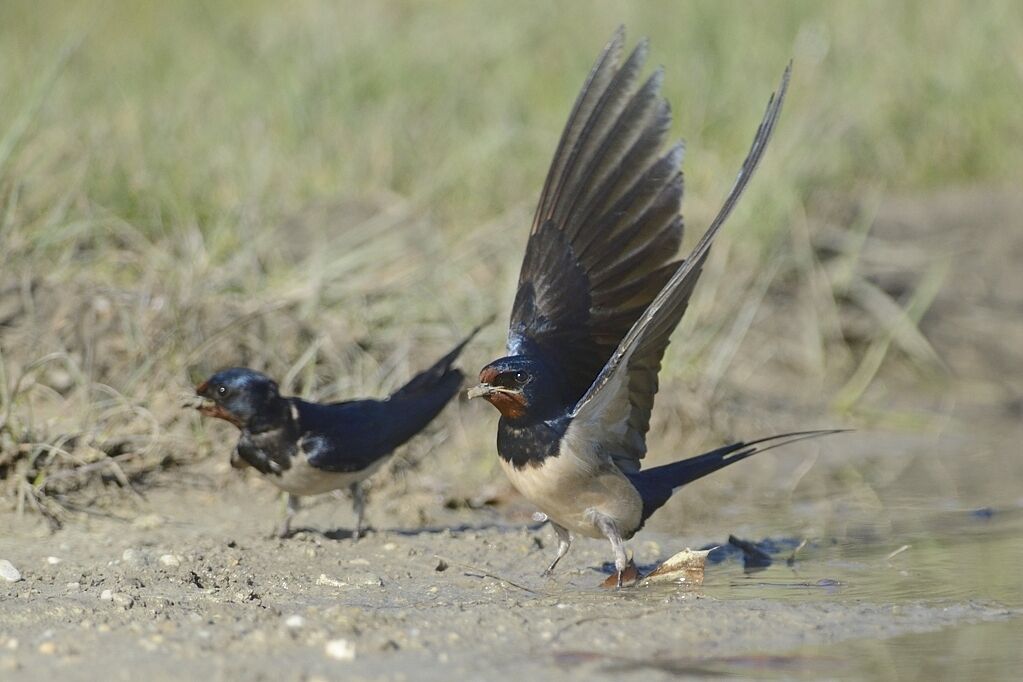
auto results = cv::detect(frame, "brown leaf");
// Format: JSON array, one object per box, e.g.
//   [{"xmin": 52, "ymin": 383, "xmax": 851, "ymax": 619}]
[{"xmin": 640, "ymin": 547, "xmax": 711, "ymax": 587}]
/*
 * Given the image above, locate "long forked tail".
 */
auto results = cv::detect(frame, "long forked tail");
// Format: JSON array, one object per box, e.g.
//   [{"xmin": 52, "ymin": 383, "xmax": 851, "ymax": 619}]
[
  {"xmin": 391, "ymin": 317, "xmax": 493, "ymax": 399},
  {"xmin": 626, "ymin": 430, "xmax": 846, "ymax": 524}
]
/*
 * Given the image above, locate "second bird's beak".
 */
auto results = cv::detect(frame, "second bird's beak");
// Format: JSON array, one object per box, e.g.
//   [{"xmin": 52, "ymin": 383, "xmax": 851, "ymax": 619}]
[
  {"xmin": 466, "ymin": 383, "xmax": 495, "ymax": 400},
  {"xmin": 190, "ymin": 381, "xmax": 242, "ymax": 427}
]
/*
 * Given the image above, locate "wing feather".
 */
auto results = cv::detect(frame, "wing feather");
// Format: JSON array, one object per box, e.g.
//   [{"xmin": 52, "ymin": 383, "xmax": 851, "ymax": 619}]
[
  {"xmin": 509, "ymin": 29, "xmax": 684, "ymax": 406},
  {"xmin": 569, "ymin": 64, "xmax": 792, "ymax": 472}
]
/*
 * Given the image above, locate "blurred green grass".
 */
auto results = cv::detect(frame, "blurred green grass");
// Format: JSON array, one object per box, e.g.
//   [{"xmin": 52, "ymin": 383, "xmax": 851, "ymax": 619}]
[{"xmin": 0, "ymin": 1, "xmax": 1020, "ymax": 514}]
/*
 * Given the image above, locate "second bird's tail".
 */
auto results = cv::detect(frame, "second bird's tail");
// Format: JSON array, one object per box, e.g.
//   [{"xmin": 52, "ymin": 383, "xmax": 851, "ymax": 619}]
[{"xmin": 391, "ymin": 317, "xmax": 492, "ymax": 399}]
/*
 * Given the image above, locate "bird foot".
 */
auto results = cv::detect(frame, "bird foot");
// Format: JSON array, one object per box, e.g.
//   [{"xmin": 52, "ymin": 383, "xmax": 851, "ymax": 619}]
[{"xmin": 599, "ymin": 562, "xmax": 640, "ymax": 589}]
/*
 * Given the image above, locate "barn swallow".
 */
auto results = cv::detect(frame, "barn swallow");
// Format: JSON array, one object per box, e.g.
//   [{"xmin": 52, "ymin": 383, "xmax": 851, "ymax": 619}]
[
  {"xmin": 193, "ymin": 324, "xmax": 483, "ymax": 539},
  {"xmin": 468, "ymin": 30, "xmax": 832, "ymax": 585}
]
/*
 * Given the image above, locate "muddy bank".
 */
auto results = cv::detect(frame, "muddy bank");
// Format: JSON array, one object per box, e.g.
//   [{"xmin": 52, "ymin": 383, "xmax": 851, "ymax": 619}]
[{"xmin": 2, "ymin": 438, "xmax": 1020, "ymax": 682}]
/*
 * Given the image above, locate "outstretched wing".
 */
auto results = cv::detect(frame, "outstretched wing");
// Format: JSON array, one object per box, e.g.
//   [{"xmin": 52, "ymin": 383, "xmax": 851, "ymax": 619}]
[
  {"xmin": 508, "ymin": 27, "xmax": 685, "ymax": 407},
  {"xmin": 567, "ymin": 64, "xmax": 792, "ymax": 473}
]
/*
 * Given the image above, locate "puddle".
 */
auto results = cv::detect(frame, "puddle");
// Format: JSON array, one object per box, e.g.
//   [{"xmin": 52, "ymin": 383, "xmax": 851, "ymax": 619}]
[
  {"xmin": 638, "ymin": 503, "xmax": 1023, "ymax": 679},
  {"xmin": 700, "ymin": 507, "xmax": 1023, "ymax": 606}
]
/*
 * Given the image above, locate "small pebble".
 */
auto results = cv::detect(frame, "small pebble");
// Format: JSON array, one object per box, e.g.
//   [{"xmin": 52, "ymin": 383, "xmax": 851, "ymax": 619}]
[
  {"xmin": 284, "ymin": 615, "xmax": 305, "ymax": 629},
  {"xmin": 66, "ymin": 582, "xmax": 80, "ymax": 592},
  {"xmin": 122, "ymin": 549, "xmax": 147, "ymax": 566},
  {"xmin": 132, "ymin": 514, "xmax": 164, "ymax": 529},
  {"xmin": 324, "ymin": 638, "xmax": 356, "ymax": 661},
  {"xmin": 0, "ymin": 560, "xmax": 21, "ymax": 583},
  {"xmin": 112, "ymin": 593, "xmax": 134, "ymax": 608},
  {"xmin": 316, "ymin": 574, "xmax": 346, "ymax": 588},
  {"xmin": 46, "ymin": 556, "xmax": 62, "ymax": 566},
  {"xmin": 100, "ymin": 589, "xmax": 114, "ymax": 601},
  {"xmin": 37, "ymin": 642, "xmax": 56, "ymax": 655},
  {"xmin": 158, "ymin": 555, "xmax": 182, "ymax": 568}
]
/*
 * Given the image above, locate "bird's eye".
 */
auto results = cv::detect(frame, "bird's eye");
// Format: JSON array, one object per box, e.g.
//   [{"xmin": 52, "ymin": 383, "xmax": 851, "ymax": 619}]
[
  {"xmin": 217, "ymin": 385, "xmax": 227, "ymax": 396},
  {"xmin": 513, "ymin": 371, "xmax": 528, "ymax": 385}
]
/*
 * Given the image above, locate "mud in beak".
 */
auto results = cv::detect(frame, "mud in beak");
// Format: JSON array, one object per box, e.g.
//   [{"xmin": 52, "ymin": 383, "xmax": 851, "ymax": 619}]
[
  {"xmin": 466, "ymin": 383, "xmax": 495, "ymax": 400},
  {"xmin": 466, "ymin": 382, "xmax": 526, "ymax": 419},
  {"xmin": 187, "ymin": 382, "xmax": 242, "ymax": 427}
]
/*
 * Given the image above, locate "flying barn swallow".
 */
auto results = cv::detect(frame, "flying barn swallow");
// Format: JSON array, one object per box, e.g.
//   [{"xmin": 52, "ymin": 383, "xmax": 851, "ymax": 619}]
[
  {"xmin": 193, "ymin": 324, "xmax": 483, "ymax": 539},
  {"xmin": 468, "ymin": 30, "xmax": 835, "ymax": 585}
]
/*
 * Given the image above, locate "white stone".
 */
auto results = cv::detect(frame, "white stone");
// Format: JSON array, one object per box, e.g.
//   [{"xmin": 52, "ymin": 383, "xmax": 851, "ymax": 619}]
[
  {"xmin": 324, "ymin": 638, "xmax": 356, "ymax": 661},
  {"xmin": 284, "ymin": 615, "xmax": 305, "ymax": 629},
  {"xmin": 0, "ymin": 561, "xmax": 21, "ymax": 583},
  {"xmin": 45, "ymin": 557, "xmax": 62, "ymax": 565},
  {"xmin": 316, "ymin": 574, "xmax": 346, "ymax": 588},
  {"xmin": 158, "ymin": 554, "xmax": 182, "ymax": 568},
  {"xmin": 100, "ymin": 589, "xmax": 114, "ymax": 601}
]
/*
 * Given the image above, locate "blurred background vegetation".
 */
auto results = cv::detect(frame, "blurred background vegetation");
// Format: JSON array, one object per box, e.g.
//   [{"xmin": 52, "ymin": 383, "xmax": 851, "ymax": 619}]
[{"xmin": 0, "ymin": 0, "xmax": 1020, "ymax": 522}]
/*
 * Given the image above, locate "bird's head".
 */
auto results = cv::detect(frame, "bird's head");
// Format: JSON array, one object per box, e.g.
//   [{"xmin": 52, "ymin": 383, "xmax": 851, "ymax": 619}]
[
  {"xmin": 193, "ymin": 368, "xmax": 282, "ymax": 431},
  {"xmin": 467, "ymin": 355, "xmax": 559, "ymax": 421}
]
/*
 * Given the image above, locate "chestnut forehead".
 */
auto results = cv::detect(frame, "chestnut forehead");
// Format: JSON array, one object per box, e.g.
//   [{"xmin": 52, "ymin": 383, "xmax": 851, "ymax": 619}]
[{"xmin": 480, "ymin": 366, "xmax": 500, "ymax": 384}]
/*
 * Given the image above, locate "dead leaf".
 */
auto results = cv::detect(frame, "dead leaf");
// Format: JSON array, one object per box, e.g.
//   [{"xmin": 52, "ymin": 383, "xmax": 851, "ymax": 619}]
[{"xmin": 639, "ymin": 547, "xmax": 712, "ymax": 587}]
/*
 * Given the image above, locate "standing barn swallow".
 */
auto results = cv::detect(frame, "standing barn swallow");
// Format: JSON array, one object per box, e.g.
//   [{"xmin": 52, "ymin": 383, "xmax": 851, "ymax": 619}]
[
  {"xmin": 193, "ymin": 324, "xmax": 482, "ymax": 539},
  {"xmin": 468, "ymin": 30, "xmax": 832, "ymax": 585}
]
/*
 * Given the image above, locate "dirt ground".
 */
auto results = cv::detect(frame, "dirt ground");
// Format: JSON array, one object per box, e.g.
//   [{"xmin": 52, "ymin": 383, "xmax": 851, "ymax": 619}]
[{"xmin": 2, "ymin": 188, "xmax": 1022, "ymax": 681}]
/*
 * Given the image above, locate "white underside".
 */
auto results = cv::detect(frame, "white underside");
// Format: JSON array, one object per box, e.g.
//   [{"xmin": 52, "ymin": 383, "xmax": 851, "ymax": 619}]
[
  {"xmin": 269, "ymin": 455, "xmax": 388, "ymax": 496},
  {"xmin": 500, "ymin": 439, "xmax": 642, "ymax": 539}
]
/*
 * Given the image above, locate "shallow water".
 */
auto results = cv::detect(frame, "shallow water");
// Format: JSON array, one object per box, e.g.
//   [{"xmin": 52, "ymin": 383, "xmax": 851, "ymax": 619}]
[
  {"xmin": 702, "ymin": 506, "xmax": 1023, "ymax": 606},
  {"xmin": 609, "ymin": 502, "xmax": 1023, "ymax": 679}
]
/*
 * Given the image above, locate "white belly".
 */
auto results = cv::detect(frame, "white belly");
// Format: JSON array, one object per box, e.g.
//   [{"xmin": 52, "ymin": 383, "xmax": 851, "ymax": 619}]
[
  {"xmin": 269, "ymin": 456, "xmax": 387, "ymax": 496},
  {"xmin": 500, "ymin": 445, "xmax": 643, "ymax": 539}
]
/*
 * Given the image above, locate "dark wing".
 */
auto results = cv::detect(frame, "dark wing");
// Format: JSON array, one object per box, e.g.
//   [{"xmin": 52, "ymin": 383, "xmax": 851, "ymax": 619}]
[
  {"xmin": 301, "ymin": 324, "xmax": 483, "ymax": 472},
  {"xmin": 235, "ymin": 439, "xmax": 289, "ymax": 476},
  {"xmin": 508, "ymin": 27, "xmax": 685, "ymax": 406},
  {"xmin": 567, "ymin": 64, "xmax": 792, "ymax": 473}
]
